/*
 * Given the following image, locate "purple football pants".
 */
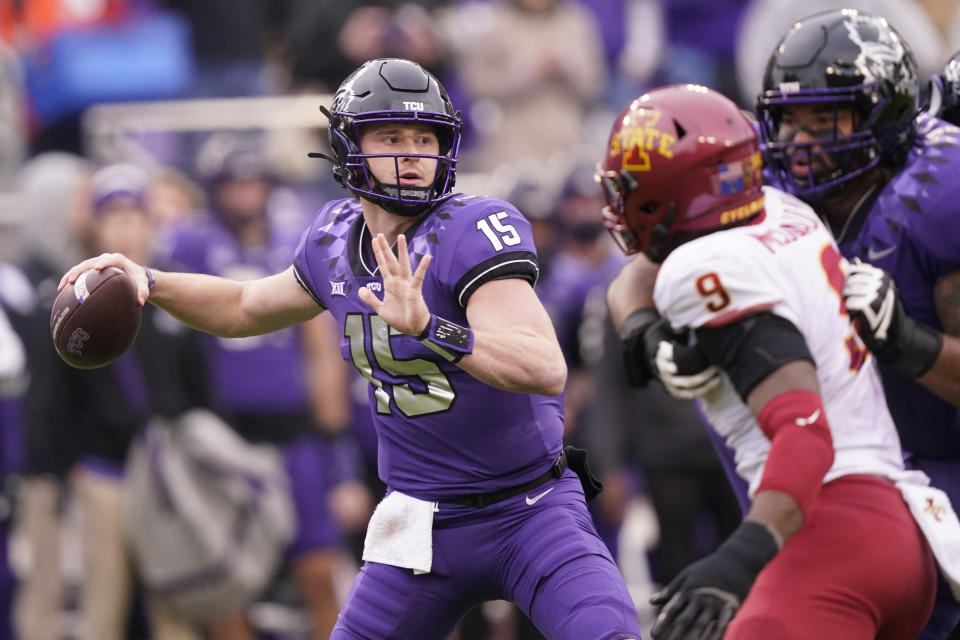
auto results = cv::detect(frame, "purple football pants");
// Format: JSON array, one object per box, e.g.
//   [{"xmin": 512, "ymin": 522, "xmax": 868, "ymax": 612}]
[{"xmin": 331, "ymin": 471, "xmax": 641, "ymax": 640}]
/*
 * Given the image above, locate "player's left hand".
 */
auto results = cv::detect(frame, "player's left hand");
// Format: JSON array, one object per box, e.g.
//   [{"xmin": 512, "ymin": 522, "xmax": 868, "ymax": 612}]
[
  {"xmin": 651, "ymin": 326, "xmax": 723, "ymax": 399},
  {"xmin": 842, "ymin": 259, "xmax": 942, "ymax": 378},
  {"xmin": 650, "ymin": 521, "xmax": 779, "ymax": 640},
  {"xmin": 620, "ymin": 310, "xmax": 721, "ymax": 397},
  {"xmin": 650, "ymin": 586, "xmax": 737, "ymax": 640},
  {"xmin": 358, "ymin": 233, "xmax": 432, "ymax": 336}
]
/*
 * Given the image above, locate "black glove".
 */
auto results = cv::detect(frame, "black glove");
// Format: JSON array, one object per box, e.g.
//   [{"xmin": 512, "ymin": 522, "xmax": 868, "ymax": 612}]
[
  {"xmin": 619, "ymin": 309, "xmax": 721, "ymax": 397},
  {"xmin": 842, "ymin": 260, "xmax": 942, "ymax": 378},
  {"xmin": 650, "ymin": 521, "xmax": 779, "ymax": 640}
]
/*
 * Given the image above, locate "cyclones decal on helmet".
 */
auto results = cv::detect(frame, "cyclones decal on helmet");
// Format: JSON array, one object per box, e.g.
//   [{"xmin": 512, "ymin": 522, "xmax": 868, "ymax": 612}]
[
  {"xmin": 317, "ymin": 58, "xmax": 463, "ymax": 217},
  {"xmin": 756, "ymin": 9, "xmax": 919, "ymax": 203},
  {"xmin": 597, "ymin": 85, "xmax": 764, "ymax": 262}
]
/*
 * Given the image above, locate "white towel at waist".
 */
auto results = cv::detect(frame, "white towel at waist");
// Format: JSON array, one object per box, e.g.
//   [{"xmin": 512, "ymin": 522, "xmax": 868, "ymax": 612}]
[{"xmin": 362, "ymin": 490, "xmax": 437, "ymax": 575}]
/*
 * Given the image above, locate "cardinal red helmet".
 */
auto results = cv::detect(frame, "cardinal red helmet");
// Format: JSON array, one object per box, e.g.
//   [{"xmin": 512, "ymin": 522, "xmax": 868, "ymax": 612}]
[{"xmin": 596, "ymin": 84, "xmax": 765, "ymax": 262}]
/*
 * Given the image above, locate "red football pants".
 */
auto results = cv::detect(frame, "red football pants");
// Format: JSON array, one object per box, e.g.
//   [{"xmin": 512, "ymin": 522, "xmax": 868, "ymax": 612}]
[{"xmin": 727, "ymin": 474, "xmax": 937, "ymax": 640}]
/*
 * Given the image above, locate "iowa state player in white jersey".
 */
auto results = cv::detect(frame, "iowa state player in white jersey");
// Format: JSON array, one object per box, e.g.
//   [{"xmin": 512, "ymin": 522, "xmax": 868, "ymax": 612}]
[{"xmin": 598, "ymin": 85, "xmax": 937, "ymax": 639}]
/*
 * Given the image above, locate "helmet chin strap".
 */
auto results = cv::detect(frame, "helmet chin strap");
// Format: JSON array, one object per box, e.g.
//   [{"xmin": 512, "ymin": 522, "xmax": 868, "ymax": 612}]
[{"xmin": 366, "ymin": 172, "xmax": 434, "ymax": 217}]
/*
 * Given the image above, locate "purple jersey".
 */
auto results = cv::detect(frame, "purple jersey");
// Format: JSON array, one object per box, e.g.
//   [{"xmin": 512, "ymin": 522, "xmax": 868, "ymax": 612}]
[
  {"xmin": 293, "ymin": 195, "xmax": 564, "ymax": 500},
  {"xmin": 170, "ymin": 214, "xmax": 310, "ymax": 414},
  {"xmin": 834, "ymin": 114, "xmax": 960, "ymax": 460}
]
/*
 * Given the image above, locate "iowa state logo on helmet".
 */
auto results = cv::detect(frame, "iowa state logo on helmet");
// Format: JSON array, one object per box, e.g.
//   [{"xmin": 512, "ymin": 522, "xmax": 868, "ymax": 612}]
[{"xmin": 607, "ymin": 109, "xmax": 677, "ymax": 172}]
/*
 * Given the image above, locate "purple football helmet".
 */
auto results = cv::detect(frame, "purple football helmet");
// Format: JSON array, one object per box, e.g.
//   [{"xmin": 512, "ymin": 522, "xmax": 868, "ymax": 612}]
[
  {"xmin": 930, "ymin": 49, "xmax": 960, "ymax": 126},
  {"xmin": 756, "ymin": 9, "xmax": 919, "ymax": 203},
  {"xmin": 320, "ymin": 58, "xmax": 462, "ymax": 217}
]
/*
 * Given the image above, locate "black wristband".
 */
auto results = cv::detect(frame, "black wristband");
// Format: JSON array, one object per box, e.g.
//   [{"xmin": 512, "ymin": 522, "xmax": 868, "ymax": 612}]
[
  {"xmin": 619, "ymin": 308, "xmax": 660, "ymax": 387},
  {"xmin": 878, "ymin": 316, "xmax": 943, "ymax": 378},
  {"xmin": 418, "ymin": 314, "xmax": 474, "ymax": 363}
]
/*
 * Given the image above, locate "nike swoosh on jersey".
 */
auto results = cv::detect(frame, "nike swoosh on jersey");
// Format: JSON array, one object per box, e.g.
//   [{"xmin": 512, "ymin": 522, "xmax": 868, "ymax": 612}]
[
  {"xmin": 795, "ymin": 409, "xmax": 821, "ymax": 426},
  {"xmin": 867, "ymin": 245, "xmax": 896, "ymax": 261},
  {"xmin": 525, "ymin": 487, "xmax": 555, "ymax": 506}
]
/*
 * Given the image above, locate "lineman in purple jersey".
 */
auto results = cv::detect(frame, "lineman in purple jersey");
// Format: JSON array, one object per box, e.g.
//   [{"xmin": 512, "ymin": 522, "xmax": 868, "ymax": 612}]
[
  {"xmin": 753, "ymin": 10, "xmax": 960, "ymax": 639},
  {"xmin": 57, "ymin": 58, "xmax": 642, "ymax": 640},
  {"xmin": 928, "ymin": 48, "xmax": 960, "ymax": 126}
]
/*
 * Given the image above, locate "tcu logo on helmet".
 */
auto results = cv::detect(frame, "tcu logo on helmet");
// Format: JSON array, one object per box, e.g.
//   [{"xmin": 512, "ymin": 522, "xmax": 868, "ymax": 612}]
[
  {"xmin": 403, "ymin": 101, "xmax": 425, "ymax": 111},
  {"xmin": 844, "ymin": 14, "xmax": 915, "ymax": 92}
]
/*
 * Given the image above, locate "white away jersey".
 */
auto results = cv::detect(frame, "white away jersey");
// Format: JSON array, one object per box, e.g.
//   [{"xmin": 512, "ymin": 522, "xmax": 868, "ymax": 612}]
[{"xmin": 654, "ymin": 186, "xmax": 906, "ymax": 496}]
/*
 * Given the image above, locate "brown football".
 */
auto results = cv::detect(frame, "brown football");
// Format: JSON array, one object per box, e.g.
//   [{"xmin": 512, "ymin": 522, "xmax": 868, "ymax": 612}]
[{"xmin": 49, "ymin": 267, "xmax": 142, "ymax": 369}]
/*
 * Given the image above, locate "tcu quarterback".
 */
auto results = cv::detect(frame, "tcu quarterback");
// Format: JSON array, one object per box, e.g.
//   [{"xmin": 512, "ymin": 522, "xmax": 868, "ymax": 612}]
[{"xmin": 59, "ymin": 58, "xmax": 642, "ymax": 640}]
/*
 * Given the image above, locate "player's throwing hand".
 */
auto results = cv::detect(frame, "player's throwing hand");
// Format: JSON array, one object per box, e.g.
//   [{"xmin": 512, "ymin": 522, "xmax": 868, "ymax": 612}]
[
  {"xmin": 357, "ymin": 233, "xmax": 432, "ymax": 336},
  {"xmin": 58, "ymin": 252, "xmax": 153, "ymax": 306}
]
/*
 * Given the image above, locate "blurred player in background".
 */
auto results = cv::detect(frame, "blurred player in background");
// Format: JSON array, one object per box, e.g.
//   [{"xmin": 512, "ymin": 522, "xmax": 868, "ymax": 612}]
[
  {"xmin": 601, "ymin": 84, "xmax": 937, "ymax": 638},
  {"xmin": 166, "ymin": 136, "xmax": 355, "ymax": 640},
  {"xmin": 0, "ymin": 262, "xmax": 31, "ymax": 640},
  {"xmin": 57, "ymin": 164, "xmax": 209, "ymax": 640},
  {"xmin": 929, "ymin": 48, "xmax": 960, "ymax": 125},
  {"xmin": 58, "ymin": 57, "xmax": 642, "ymax": 640},
  {"xmin": 11, "ymin": 153, "xmax": 92, "ymax": 640},
  {"xmin": 756, "ymin": 10, "xmax": 960, "ymax": 637}
]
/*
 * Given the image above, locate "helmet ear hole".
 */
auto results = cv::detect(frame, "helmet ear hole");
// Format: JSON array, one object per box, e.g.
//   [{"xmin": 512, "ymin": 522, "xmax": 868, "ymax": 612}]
[
  {"xmin": 673, "ymin": 120, "xmax": 687, "ymax": 139},
  {"xmin": 639, "ymin": 200, "xmax": 660, "ymax": 214}
]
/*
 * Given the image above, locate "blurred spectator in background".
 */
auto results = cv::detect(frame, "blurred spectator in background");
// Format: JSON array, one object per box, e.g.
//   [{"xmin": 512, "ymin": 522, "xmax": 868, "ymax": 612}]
[
  {"xmin": 451, "ymin": 0, "xmax": 607, "ymax": 170},
  {"xmin": 34, "ymin": 163, "xmax": 208, "ymax": 640},
  {"xmin": 0, "ymin": 263, "xmax": 31, "ymax": 640},
  {"xmin": 167, "ymin": 134, "xmax": 365, "ymax": 640},
  {"xmin": 595, "ymin": 0, "xmax": 665, "ymax": 109},
  {"xmin": 504, "ymin": 177, "xmax": 560, "ymax": 282},
  {"xmin": 656, "ymin": 0, "xmax": 748, "ymax": 106},
  {"xmin": 0, "ymin": 43, "xmax": 25, "ymax": 191},
  {"xmin": 281, "ymin": 1, "xmax": 448, "ymax": 93},
  {"xmin": 8, "ymin": 152, "xmax": 92, "ymax": 640},
  {"xmin": 3, "ymin": 0, "xmax": 194, "ymax": 154},
  {"xmin": 537, "ymin": 164, "xmax": 623, "ymax": 439},
  {"xmin": 145, "ymin": 166, "xmax": 206, "ymax": 232},
  {"xmin": 736, "ymin": 0, "xmax": 946, "ymax": 106},
  {"xmin": 160, "ymin": 0, "xmax": 283, "ymax": 97}
]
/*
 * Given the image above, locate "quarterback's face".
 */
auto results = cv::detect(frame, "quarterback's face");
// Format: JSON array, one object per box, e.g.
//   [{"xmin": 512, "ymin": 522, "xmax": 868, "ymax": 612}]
[
  {"xmin": 777, "ymin": 104, "xmax": 855, "ymax": 179},
  {"xmin": 359, "ymin": 122, "xmax": 440, "ymax": 188}
]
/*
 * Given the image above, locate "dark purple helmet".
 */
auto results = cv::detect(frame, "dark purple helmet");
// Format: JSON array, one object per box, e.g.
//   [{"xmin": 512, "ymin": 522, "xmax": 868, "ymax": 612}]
[
  {"xmin": 756, "ymin": 9, "xmax": 918, "ymax": 202},
  {"xmin": 930, "ymin": 49, "xmax": 960, "ymax": 126},
  {"xmin": 321, "ymin": 58, "xmax": 462, "ymax": 217}
]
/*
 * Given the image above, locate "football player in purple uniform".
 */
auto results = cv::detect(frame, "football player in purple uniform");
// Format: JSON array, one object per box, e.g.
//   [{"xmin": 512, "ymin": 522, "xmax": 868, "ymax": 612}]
[
  {"xmin": 929, "ymin": 48, "xmax": 960, "ymax": 126},
  {"xmin": 58, "ymin": 58, "xmax": 642, "ymax": 640},
  {"xmin": 754, "ymin": 10, "xmax": 960, "ymax": 639}
]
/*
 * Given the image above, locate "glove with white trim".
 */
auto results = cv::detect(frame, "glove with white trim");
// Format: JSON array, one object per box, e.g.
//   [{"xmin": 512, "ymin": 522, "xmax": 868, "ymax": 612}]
[
  {"xmin": 619, "ymin": 309, "xmax": 722, "ymax": 398},
  {"xmin": 842, "ymin": 259, "xmax": 942, "ymax": 377}
]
